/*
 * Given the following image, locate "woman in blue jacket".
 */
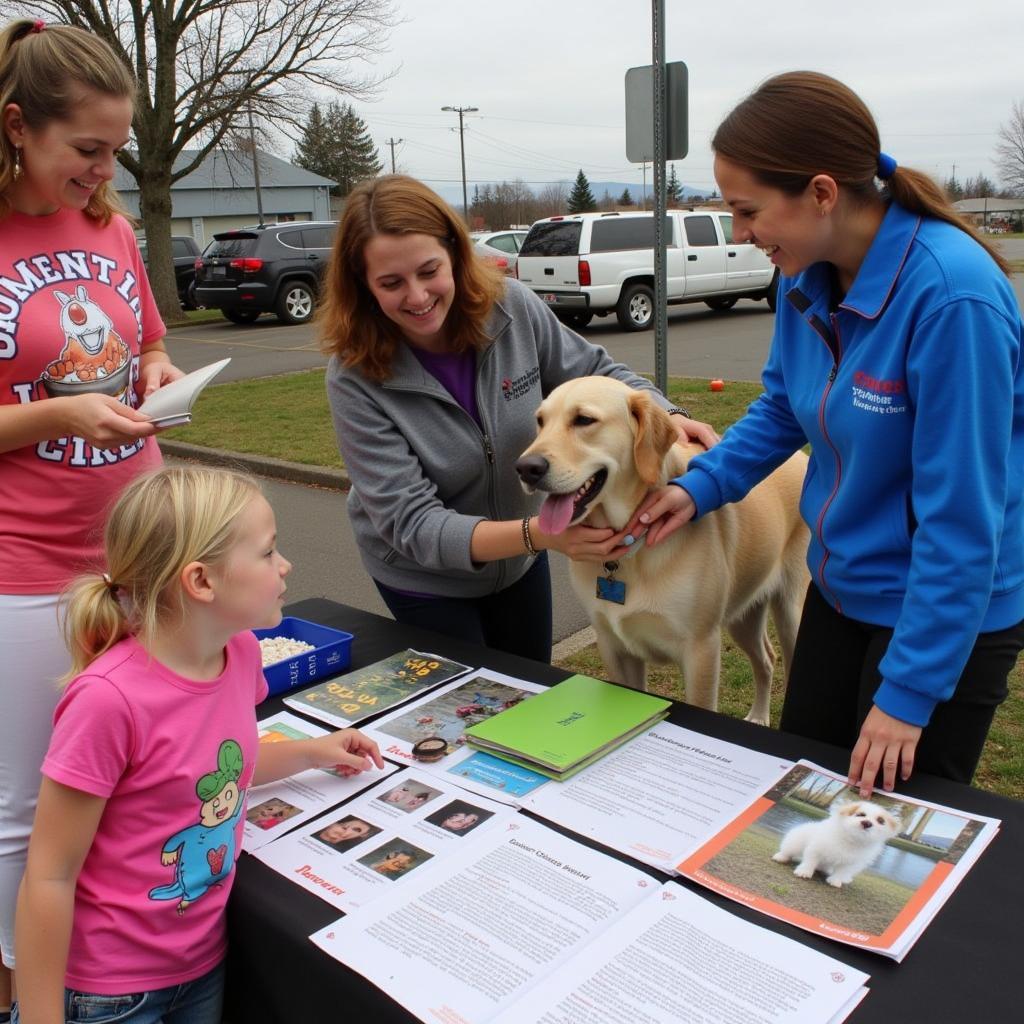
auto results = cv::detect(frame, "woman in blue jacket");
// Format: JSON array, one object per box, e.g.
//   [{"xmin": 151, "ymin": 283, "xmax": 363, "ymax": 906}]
[{"xmin": 637, "ymin": 71, "xmax": 1024, "ymax": 797}]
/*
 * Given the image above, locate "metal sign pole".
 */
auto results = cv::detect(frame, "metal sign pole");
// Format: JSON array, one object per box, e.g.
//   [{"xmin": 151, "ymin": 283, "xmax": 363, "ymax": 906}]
[{"xmin": 651, "ymin": 0, "xmax": 668, "ymax": 395}]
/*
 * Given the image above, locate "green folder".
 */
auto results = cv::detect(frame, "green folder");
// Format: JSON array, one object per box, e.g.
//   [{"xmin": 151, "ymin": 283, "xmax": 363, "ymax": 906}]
[{"xmin": 463, "ymin": 674, "xmax": 671, "ymax": 781}]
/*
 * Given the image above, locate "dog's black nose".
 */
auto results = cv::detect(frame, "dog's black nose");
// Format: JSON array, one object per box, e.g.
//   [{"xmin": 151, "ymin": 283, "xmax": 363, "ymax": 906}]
[{"xmin": 516, "ymin": 454, "xmax": 549, "ymax": 487}]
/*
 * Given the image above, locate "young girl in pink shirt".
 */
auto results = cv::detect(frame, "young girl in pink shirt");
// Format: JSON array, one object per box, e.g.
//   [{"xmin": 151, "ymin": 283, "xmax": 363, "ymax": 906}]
[{"xmin": 13, "ymin": 466, "xmax": 384, "ymax": 1024}]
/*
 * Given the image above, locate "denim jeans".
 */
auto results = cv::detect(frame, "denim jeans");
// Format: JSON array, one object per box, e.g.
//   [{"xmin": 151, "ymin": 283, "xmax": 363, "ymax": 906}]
[{"xmin": 13, "ymin": 961, "xmax": 224, "ymax": 1024}]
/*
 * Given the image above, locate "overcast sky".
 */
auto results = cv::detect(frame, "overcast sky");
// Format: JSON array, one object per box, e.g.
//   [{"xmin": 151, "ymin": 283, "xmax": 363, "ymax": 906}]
[{"xmin": 338, "ymin": 0, "xmax": 1023, "ymax": 198}]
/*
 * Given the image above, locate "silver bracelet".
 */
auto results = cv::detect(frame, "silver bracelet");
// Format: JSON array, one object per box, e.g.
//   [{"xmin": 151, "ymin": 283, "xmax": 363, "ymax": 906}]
[{"xmin": 521, "ymin": 515, "xmax": 538, "ymax": 557}]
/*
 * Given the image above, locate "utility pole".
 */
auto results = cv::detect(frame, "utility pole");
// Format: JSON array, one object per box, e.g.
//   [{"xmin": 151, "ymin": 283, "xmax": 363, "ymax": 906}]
[
  {"xmin": 441, "ymin": 104, "xmax": 478, "ymax": 221},
  {"xmin": 246, "ymin": 95, "xmax": 265, "ymax": 226},
  {"xmin": 641, "ymin": 161, "xmax": 648, "ymax": 209},
  {"xmin": 385, "ymin": 137, "xmax": 403, "ymax": 174}
]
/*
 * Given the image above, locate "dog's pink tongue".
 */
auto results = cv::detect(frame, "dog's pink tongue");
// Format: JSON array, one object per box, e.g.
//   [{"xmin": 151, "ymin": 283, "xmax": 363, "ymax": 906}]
[{"xmin": 539, "ymin": 493, "xmax": 575, "ymax": 535}]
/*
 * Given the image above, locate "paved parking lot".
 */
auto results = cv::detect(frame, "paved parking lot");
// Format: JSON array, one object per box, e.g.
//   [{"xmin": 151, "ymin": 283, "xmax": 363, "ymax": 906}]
[{"xmin": 165, "ymin": 295, "xmax": 780, "ymax": 381}]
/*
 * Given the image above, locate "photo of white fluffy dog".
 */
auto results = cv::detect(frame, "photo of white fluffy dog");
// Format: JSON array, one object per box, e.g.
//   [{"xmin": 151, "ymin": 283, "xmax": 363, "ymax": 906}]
[{"xmin": 772, "ymin": 801, "xmax": 902, "ymax": 888}]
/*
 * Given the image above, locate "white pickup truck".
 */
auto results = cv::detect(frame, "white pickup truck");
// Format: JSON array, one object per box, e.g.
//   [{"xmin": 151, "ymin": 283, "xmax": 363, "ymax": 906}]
[{"xmin": 515, "ymin": 209, "xmax": 778, "ymax": 331}]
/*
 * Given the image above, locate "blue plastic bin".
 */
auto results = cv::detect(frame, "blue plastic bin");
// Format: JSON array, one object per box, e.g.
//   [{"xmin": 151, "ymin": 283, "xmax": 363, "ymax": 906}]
[{"xmin": 253, "ymin": 617, "xmax": 353, "ymax": 696}]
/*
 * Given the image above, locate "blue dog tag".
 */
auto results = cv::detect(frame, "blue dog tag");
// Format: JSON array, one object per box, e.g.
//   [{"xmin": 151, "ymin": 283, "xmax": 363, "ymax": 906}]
[{"xmin": 596, "ymin": 575, "xmax": 626, "ymax": 604}]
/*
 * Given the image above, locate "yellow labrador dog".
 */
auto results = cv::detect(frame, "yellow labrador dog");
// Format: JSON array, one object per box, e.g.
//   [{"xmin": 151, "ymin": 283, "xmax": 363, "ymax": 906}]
[{"xmin": 517, "ymin": 376, "xmax": 809, "ymax": 724}]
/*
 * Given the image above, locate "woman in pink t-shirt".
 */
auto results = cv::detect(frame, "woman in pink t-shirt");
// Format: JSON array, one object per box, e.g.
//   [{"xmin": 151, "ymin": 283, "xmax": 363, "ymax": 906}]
[
  {"xmin": 0, "ymin": 20, "xmax": 184, "ymax": 1006},
  {"xmin": 14, "ymin": 467, "xmax": 384, "ymax": 1024}
]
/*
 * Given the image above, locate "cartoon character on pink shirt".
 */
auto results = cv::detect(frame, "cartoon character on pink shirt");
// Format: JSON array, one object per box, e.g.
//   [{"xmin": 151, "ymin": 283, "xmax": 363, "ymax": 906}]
[{"xmin": 148, "ymin": 739, "xmax": 245, "ymax": 915}]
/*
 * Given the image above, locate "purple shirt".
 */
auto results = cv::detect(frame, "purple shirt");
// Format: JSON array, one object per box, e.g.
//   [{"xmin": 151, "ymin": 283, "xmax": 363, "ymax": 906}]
[{"xmin": 408, "ymin": 345, "xmax": 481, "ymax": 428}]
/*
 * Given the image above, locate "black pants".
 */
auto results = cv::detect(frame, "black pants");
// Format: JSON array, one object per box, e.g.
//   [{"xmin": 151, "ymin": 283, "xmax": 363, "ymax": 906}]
[
  {"xmin": 781, "ymin": 583, "xmax": 1024, "ymax": 784},
  {"xmin": 374, "ymin": 552, "xmax": 553, "ymax": 663}
]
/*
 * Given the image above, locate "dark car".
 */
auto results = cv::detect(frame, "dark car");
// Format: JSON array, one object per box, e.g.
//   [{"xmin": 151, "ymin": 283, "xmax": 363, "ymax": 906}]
[
  {"xmin": 194, "ymin": 221, "xmax": 337, "ymax": 325},
  {"xmin": 137, "ymin": 234, "xmax": 202, "ymax": 309}
]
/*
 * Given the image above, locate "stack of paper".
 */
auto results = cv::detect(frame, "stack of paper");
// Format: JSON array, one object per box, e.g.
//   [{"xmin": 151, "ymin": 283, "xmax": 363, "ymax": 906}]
[{"xmin": 463, "ymin": 673, "xmax": 670, "ymax": 780}]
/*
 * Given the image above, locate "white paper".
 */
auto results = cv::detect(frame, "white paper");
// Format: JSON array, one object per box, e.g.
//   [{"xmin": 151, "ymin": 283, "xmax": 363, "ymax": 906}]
[
  {"xmin": 309, "ymin": 817, "xmax": 656, "ymax": 1023},
  {"xmin": 522, "ymin": 720, "xmax": 793, "ymax": 871},
  {"xmin": 242, "ymin": 711, "xmax": 398, "ymax": 852},
  {"xmin": 493, "ymin": 881, "xmax": 869, "ymax": 1024},
  {"xmin": 138, "ymin": 357, "xmax": 230, "ymax": 426},
  {"xmin": 255, "ymin": 768, "xmax": 514, "ymax": 911},
  {"xmin": 360, "ymin": 668, "xmax": 552, "ymax": 805}
]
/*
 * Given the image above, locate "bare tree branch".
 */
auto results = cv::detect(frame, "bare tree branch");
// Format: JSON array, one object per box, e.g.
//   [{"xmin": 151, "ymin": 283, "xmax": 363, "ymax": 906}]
[
  {"xmin": 13, "ymin": 0, "xmax": 397, "ymax": 318},
  {"xmin": 995, "ymin": 99, "xmax": 1024, "ymax": 197}
]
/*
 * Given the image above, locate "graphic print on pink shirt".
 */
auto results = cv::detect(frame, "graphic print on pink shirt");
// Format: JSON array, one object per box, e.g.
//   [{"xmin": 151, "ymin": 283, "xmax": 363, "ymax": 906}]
[
  {"xmin": 148, "ymin": 739, "xmax": 246, "ymax": 915},
  {"xmin": 44, "ymin": 284, "xmax": 131, "ymax": 389}
]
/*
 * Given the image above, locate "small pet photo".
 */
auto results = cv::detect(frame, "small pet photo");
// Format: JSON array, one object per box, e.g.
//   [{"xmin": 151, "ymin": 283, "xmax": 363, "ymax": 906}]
[
  {"xmin": 357, "ymin": 838, "xmax": 434, "ymax": 880},
  {"xmin": 376, "ymin": 780, "xmax": 443, "ymax": 813},
  {"xmin": 312, "ymin": 815, "xmax": 382, "ymax": 853},
  {"xmin": 246, "ymin": 797, "xmax": 302, "ymax": 831},
  {"xmin": 424, "ymin": 799, "xmax": 493, "ymax": 836},
  {"xmin": 773, "ymin": 800, "xmax": 901, "ymax": 888}
]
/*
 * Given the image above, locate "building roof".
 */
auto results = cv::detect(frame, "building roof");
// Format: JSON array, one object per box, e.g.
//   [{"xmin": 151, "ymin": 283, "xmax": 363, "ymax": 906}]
[
  {"xmin": 954, "ymin": 197, "xmax": 1024, "ymax": 213},
  {"xmin": 114, "ymin": 148, "xmax": 335, "ymax": 193}
]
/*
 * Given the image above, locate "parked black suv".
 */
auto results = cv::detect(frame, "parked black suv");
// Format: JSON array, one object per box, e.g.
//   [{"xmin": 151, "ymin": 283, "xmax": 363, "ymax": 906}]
[
  {"xmin": 194, "ymin": 221, "xmax": 337, "ymax": 325},
  {"xmin": 138, "ymin": 234, "xmax": 202, "ymax": 309}
]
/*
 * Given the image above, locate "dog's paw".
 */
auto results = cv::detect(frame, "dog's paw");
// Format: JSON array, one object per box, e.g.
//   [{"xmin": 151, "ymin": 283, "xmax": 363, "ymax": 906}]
[
  {"xmin": 826, "ymin": 876, "xmax": 847, "ymax": 888},
  {"xmin": 771, "ymin": 852, "xmax": 789, "ymax": 863},
  {"xmin": 793, "ymin": 864, "xmax": 815, "ymax": 879},
  {"xmin": 744, "ymin": 710, "xmax": 771, "ymax": 726}
]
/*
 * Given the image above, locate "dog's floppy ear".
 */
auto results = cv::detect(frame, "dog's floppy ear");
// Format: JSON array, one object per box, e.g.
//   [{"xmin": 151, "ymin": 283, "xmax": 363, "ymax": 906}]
[{"xmin": 629, "ymin": 391, "xmax": 678, "ymax": 485}]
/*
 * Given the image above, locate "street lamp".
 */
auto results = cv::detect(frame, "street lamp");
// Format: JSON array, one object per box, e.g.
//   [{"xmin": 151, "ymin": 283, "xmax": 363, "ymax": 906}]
[{"xmin": 441, "ymin": 105, "xmax": 478, "ymax": 221}]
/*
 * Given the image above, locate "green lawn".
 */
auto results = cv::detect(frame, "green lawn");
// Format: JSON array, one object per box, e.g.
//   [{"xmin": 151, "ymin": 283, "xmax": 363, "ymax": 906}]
[{"xmin": 163, "ymin": 368, "xmax": 1024, "ymax": 800}]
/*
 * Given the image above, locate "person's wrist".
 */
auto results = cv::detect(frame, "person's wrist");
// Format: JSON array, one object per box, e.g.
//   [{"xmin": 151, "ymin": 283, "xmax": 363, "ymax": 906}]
[{"xmin": 521, "ymin": 515, "xmax": 538, "ymax": 556}]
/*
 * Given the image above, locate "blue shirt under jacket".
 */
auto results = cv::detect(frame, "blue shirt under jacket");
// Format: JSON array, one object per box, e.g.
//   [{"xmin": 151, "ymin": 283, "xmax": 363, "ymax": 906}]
[{"xmin": 676, "ymin": 202, "xmax": 1024, "ymax": 726}]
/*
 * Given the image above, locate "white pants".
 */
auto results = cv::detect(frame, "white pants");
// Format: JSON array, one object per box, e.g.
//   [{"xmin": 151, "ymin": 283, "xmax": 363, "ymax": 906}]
[{"xmin": 0, "ymin": 593, "xmax": 68, "ymax": 969}]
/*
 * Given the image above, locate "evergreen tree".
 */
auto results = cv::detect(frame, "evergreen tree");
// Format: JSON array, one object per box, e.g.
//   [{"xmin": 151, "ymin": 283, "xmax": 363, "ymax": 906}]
[
  {"xmin": 618, "ymin": 188, "xmax": 634, "ymax": 207},
  {"xmin": 666, "ymin": 164, "xmax": 683, "ymax": 206},
  {"xmin": 567, "ymin": 169, "xmax": 597, "ymax": 213},
  {"xmin": 294, "ymin": 103, "xmax": 331, "ymax": 184},
  {"xmin": 943, "ymin": 176, "xmax": 964, "ymax": 201},
  {"xmin": 295, "ymin": 101, "xmax": 382, "ymax": 197}
]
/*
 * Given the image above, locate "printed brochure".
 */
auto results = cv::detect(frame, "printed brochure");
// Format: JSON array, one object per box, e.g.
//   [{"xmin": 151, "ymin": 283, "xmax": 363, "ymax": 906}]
[
  {"xmin": 283, "ymin": 648, "xmax": 472, "ymax": 728},
  {"xmin": 677, "ymin": 760, "xmax": 1001, "ymax": 960}
]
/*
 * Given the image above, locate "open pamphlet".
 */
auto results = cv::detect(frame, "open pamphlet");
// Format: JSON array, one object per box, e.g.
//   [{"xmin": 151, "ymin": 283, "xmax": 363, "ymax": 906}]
[
  {"xmin": 677, "ymin": 760, "xmax": 1001, "ymax": 961},
  {"xmin": 463, "ymin": 673, "xmax": 671, "ymax": 780},
  {"xmin": 243, "ymin": 712, "xmax": 398, "ymax": 852},
  {"xmin": 137, "ymin": 357, "xmax": 230, "ymax": 427},
  {"xmin": 254, "ymin": 768, "xmax": 515, "ymax": 912},
  {"xmin": 310, "ymin": 817, "xmax": 869, "ymax": 1024},
  {"xmin": 359, "ymin": 668, "xmax": 553, "ymax": 804},
  {"xmin": 521, "ymin": 719, "xmax": 794, "ymax": 871},
  {"xmin": 283, "ymin": 649, "xmax": 471, "ymax": 728}
]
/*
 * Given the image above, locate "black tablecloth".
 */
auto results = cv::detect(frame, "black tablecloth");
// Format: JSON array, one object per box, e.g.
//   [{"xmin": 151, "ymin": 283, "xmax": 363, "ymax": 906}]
[{"xmin": 226, "ymin": 598, "xmax": 1024, "ymax": 1023}]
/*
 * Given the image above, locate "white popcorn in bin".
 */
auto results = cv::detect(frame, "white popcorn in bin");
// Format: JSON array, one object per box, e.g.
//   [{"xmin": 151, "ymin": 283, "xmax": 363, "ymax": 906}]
[
  {"xmin": 259, "ymin": 635, "xmax": 316, "ymax": 667},
  {"xmin": 253, "ymin": 617, "xmax": 353, "ymax": 695}
]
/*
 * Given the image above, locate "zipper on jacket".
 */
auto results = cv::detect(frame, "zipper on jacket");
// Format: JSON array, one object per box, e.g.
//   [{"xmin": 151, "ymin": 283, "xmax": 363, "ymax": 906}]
[
  {"xmin": 385, "ymin": 357, "xmax": 506, "ymax": 592},
  {"xmin": 473, "ymin": 343, "xmax": 505, "ymax": 593},
  {"xmin": 811, "ymin": 312, "xmax": 845, "ymax": 613}
]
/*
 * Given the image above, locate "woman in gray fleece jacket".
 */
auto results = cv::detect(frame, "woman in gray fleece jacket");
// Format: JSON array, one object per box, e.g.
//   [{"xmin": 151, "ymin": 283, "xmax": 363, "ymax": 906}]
[{"xmin": 319, "ymin": 176, "xmax": 714, "ymax": 661}]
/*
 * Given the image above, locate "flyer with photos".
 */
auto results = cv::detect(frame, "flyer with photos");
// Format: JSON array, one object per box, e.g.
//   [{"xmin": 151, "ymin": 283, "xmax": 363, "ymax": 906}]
[
  {"xmin": 283, "ymin": 649, "xmax": 472, "ymax": 728},
  {"xmin": 243, "ymin": 712, "xmax": 398, "ymax": 852},
  {"xmin": 359, "ymin": 668, "xmax": 551, "ymax": 804},
  {"xmin": 254, "ymin": 768, "xmax": 514, "ymax": 911}
]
